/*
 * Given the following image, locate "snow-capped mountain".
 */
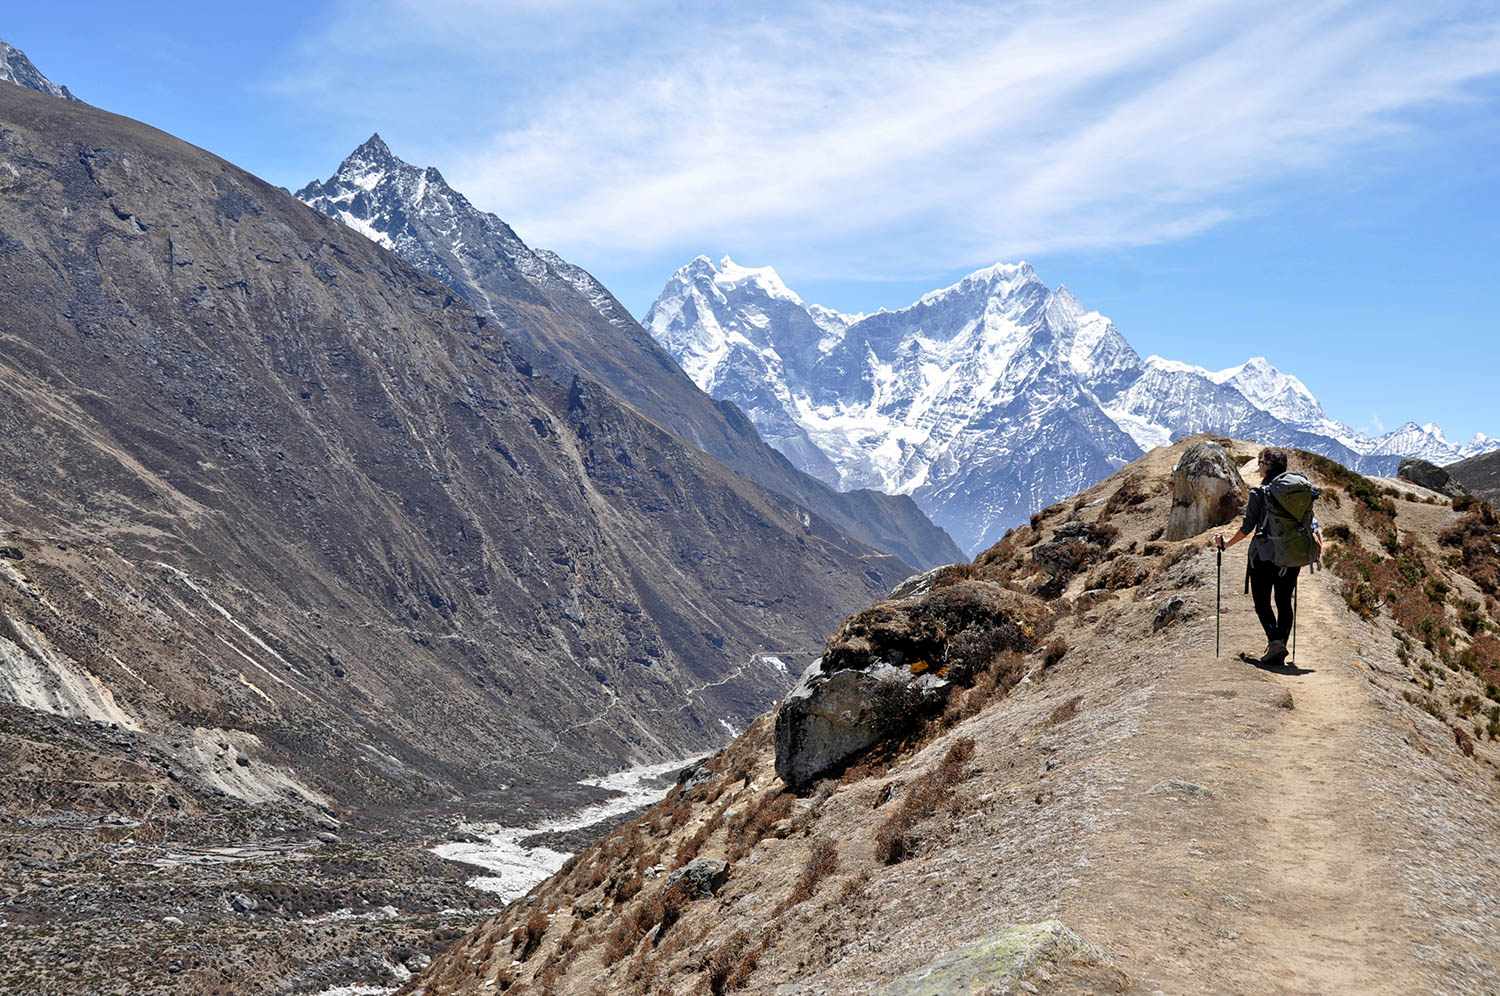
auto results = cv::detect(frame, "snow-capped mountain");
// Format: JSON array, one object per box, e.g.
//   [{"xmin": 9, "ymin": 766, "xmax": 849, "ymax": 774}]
[
  {"xmin": 1363, "ymin": 422, "xmax": 1500, "ymax": 465},
  {"xmin": 297, "ymin": 138, "xmax": 963, "ymax": 569},
  {"xmin": 647, "ymin": 258, "xmax": 1144, "ymax": 551},
  {"xmin": 647, "ymin": 257, "xmax": 1484, "ymax": 553},
  {"xmin": 0, "ymin": 40, "xmax": 78, "ymax": 101}
]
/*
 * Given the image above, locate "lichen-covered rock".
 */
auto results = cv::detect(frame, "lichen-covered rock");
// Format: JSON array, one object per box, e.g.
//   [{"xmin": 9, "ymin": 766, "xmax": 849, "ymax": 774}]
[
  {"xmin": 881, "ymin": 920, "xmax": 1113, "ymax": 995},
  {"xmin": 664, "ymin": 858, "xmax": 729, "ymax": 898},
  {"xmin": 1166, "ymin": 441, "xmax": 1247, "ymax": 540}
]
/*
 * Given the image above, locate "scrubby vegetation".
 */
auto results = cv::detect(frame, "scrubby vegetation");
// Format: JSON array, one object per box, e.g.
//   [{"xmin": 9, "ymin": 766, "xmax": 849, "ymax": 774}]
[{"xmin": 873, "ymin": 737, "xmax": 976, "ymax": 864}]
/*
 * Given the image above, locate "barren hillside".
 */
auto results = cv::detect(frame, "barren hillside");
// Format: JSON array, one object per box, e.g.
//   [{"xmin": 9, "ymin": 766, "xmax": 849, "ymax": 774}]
[
  {"xmin": 0, "ymin": 82, "xmax": 915, "ymax": 994},
  {"xmin": 410, "ymin": 436, "xmax": 1500, "ymax": 995}
]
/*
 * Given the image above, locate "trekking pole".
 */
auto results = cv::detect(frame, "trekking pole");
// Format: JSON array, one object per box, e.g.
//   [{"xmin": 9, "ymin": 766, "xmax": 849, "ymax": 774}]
[
  {"xmin": 1215, "ymin": 544, "xmax": 1222, "ymax": 658},
  {"xmin": 1291, "ymin": 574, "xmax": 1299, "ymax": 665}
]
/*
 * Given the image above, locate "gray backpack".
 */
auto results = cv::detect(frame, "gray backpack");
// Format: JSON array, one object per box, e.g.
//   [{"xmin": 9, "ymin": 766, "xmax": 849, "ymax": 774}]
[{"xmin": 1259, "ymin": 472, "xmax": 1320, "ymax": 568}]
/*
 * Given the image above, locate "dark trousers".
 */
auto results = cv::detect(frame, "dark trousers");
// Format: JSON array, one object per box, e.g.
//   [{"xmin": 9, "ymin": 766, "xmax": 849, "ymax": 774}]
[{"xmin": 1249, "ymin": 557, "xmax": 1300, "ymax": 643}]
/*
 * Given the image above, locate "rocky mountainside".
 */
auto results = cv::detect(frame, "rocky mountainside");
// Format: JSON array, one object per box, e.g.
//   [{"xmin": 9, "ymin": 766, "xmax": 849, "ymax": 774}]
[
  {"xmin": 1450, "ymin": 449, "xmax": 1500, "ymax": 503},
  {"xmin": 296, "ymin": 138, "xmax": 960, "ymax": 570},
  {"xmin": 410, "ymin": 437, "xmax": 1500, "ymax": 995},
  {"xmin": 0, "ymin": 84, "xmax": 923, "ymax": 992},
  {"xmin": 646, "ymin": 256, "xmax": 1496, "ymax": 553},
  {"xmin": 0, "ymin": 39, "xmax": 77, "ymax": 102}
]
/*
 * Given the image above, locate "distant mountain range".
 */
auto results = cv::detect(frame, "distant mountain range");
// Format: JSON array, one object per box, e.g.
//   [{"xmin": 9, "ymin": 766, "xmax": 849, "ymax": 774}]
[
  {"xmin": 645, "ymin": 257, "xmax": 1497, "ymax": 552},
  {"xmin": 297, "ymin": 137, "xmax": 961, "ymax": 569}
]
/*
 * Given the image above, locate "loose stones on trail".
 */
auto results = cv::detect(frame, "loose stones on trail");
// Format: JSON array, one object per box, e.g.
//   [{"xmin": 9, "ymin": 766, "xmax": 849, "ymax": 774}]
[{"xmin": 1166, "ymin": 440, "xmax": 1247, "ymax": 541}]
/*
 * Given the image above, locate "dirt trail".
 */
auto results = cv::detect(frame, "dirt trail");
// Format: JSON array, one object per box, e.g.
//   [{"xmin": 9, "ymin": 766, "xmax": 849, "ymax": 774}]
[{"xmin": 1068, "ymin": 545, "xmax": 1421, "ymax": 994}]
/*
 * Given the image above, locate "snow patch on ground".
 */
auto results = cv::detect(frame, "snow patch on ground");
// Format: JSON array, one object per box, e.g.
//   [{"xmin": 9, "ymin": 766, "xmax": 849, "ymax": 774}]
[{"xmin": 433, "ymin": 755, "xmax": 703, "ymax": 901}]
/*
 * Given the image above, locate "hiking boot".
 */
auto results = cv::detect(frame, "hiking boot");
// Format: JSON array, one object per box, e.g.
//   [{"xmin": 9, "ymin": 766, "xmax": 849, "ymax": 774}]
[{"xmin": 1260, "ymin": 639, "xmax": 1288, "ymax": 666}]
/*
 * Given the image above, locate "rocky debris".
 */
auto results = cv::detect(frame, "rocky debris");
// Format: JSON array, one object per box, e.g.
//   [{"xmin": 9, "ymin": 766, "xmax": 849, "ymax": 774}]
[
  {"xmin": 821, "ymin": 582, "xmax": 1049, "ymax": 680},
  {"xmin": 881, "ymin": 920, "xmax": 1118, "ymax": 995},
  {"xmin": 1166, "ymin": 441, "xmax": 1247, "ymax": 540},
  {"xmin": 1030, "ymin": 521, "xmax": 1119, "ymax": 591},
  {"xmin": 1148, "ymin": 779, "xmax": 1214, "ymax": 799},
  {"xmin": 1397, "ymin": 457, "xmax": 1468, "ymax": 498},
  {"xmin": 1152, "ymin": 595, "xmax": 1197, "ymax": 632},
  {"xmin": 226, "ymin": 892, "xmax": 258, "ymax": 914},
  {"xmin": 674, "ymin": 761, "xmax": 713, "ymax": 795},
  {"xmin": 0, "ymin": 545, "xmax": 23, "ymax": 560},
  {"xmin": 776, "ymin": 582, "xmax": 1047, "ymax": 787},
  {"xmin": 664, "ymin": 858, "xmax": 730, "ymax": 899}
]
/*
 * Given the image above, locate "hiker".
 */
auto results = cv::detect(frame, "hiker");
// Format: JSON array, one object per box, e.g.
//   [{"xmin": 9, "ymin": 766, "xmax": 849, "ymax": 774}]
[{"xmin": 1212, "ymin": 448, "xmax": 1323, "ymax": 666}]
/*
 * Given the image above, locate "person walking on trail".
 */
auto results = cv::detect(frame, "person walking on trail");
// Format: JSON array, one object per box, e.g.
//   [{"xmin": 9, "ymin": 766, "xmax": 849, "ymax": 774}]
[{"xmin": 1212, "ymin": 448, "xmax": 1323, "ymax": 666}]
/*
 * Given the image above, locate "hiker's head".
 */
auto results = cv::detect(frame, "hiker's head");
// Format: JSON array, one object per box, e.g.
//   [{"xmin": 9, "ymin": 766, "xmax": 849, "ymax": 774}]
[{"xmin": 1257, "ymin": 447, "xmax": 1289, "ymax": 483}]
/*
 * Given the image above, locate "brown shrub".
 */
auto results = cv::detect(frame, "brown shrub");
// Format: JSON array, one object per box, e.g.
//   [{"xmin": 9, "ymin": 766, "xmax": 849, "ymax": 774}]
[
  {"xmin": 1455, "ymin": 725, "xmax": 1476, "ymax": 757},
  {"xmin": 705, "ymin": 930, "xmax": 752, "ymax": 995},
  {"xmin": 1049, "ymin": 694, "xmax": 1082, "ymax": 725},
  {"xmin": 513, "ymin": 910, "xmax": 549, "ymax": 962},
  {"xmin": 873, "ymin": 737, "xmax": 976, "ymax": 864},
  {"xmin": 1099, "ymin": 473, "xmax": 1150, "ymax": 520},
  {"xmin": 1460, "ymin": 635, "xmax": 1500, "ymax": 688},
  {"xmin": 777, "ymin": 836, "xmax": 840, "ymax": 914},
  {"xmin": 727, "ymin": 790, "xmax": 793, "ymax": 861},
  {"xmin": 1438, "ymin": 503, "xmax": 1500, "ymax": 595},
  {"xmin": 1087, "ymin": 556, "xmax": 1150, "ymax": 590},
  {"xmin": 726, "ymin": 936, "xmax": 770, "ymax": 991}
]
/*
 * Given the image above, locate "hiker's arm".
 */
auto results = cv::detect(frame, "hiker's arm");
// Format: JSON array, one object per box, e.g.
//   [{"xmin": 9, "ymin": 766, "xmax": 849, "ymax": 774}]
[
  {"xmin": 1214, "ymin": 526, "xmax": 1252, "ymax": 550},
  {"xmin": 1211, "ymin": 488, "xmax": 1261, "ymax": 550}
]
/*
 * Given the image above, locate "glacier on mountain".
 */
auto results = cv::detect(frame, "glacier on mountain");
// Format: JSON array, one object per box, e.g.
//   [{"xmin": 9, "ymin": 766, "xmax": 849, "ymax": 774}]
[{"xmin": 645, "ymin": 256, "xmax": 1488, "ymax": 554}]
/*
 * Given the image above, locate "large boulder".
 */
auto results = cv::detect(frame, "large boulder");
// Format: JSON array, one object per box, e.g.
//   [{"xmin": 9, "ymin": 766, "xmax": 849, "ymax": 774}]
[
  {"xmin": 1397, "ymin": 457, "xmax": 1468, "ymax": 498},
  {"xmin": 775, "ymin": 581, "xmax": 1047, "ymax": 788},
  {"xmin": 774, "ymin": 660, "xmax": 942, "ymax": 788},
  {"xmin": 1165, "ymin": 441, "xmax": 1247, "ymax": 541}
]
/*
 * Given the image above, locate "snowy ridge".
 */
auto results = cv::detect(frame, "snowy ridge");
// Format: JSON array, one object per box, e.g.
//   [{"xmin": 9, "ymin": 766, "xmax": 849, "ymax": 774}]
[
  {"xmin": 647, "ymin": 257, "xmax": 1491, "ymax": 553},
  {"xmin": 0, "ymin": 40, "xmax": 78, "ymax": 102}
]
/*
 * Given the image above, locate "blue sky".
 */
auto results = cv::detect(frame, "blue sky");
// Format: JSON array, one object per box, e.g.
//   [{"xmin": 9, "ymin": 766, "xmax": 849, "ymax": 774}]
[{"xmin": 8, "ymin": 1, "xmax": 1500, "ymax": 441}]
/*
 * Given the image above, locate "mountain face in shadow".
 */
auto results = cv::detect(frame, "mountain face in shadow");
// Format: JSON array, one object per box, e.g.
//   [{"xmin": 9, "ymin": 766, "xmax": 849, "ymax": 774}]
[
  {"xmin": 0, "ymin": 84, "xmax": 916, "ymax": 814},
  {"xmin": 297, "ymin": 137, "xmax": 962, "ymax": 571}
]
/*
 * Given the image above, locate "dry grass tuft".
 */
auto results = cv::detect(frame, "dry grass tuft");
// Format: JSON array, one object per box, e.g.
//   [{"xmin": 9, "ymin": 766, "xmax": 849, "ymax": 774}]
[
  {"xmin": 705, "ymin": 930, "xmax": 752, "ymax": 995},
  {"xmin": 776, "ymin": 836, "xmax": 840, "ymax": 914},
  {"xmin": 1049, "ymin": 694, "xmax": 1082, "ymax": 725},
  {"xmin": 873, "ymin": 737, "xmax": 976, "ymax": 864},
  {"xmin": 513, "ymin": 909, "xmax": 548, "ymax": 962}
]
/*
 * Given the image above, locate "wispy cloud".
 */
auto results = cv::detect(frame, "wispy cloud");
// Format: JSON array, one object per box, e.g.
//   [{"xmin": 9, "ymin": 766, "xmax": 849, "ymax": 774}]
[{"xmin": 276, "ymin": 0, "xmax": 1500, "ymax": 278}]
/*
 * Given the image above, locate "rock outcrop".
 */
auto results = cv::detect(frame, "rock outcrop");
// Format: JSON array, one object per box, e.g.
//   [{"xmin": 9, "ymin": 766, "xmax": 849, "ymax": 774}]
[
  {"xmin": 1398, "ymin": 457, "xmax": 1468, "ymax": 498},
  {"xmin": 882, "ymin": 920, "xmax": 1121, "ymax": 996},
  {"xmin": 1165, "ymin": 440, "xmax": 1247, "ymax": 540},
  {"xmin": 775, "ymin": 581, "xmax": 1048, "ymax": 787},
  {"xmin": 664, "ymin": 858, "xmax": 730, "ymax": 899}
]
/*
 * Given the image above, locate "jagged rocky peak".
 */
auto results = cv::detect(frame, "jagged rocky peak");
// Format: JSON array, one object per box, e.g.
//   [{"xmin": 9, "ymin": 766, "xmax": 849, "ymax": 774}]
[
  {"xmin": 0, "ymin": 39, "xmax": 78, "ymax": 101},
  {"xmin": 298, "ymin": 136, "xmax": 962, "ymax": 569}
]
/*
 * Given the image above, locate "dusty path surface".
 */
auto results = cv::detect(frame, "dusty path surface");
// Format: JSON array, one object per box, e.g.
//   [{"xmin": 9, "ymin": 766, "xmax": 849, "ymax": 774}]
[{"xmin": 1066, "ymin": 546, "xmax": 1423, "ymax": 994}]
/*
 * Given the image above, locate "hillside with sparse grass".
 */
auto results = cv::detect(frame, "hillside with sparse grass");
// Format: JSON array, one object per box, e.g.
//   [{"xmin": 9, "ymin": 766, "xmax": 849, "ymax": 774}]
[{"xmin": 408, "ymin": 436, "xmax": 1500, "ymax": 996}]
